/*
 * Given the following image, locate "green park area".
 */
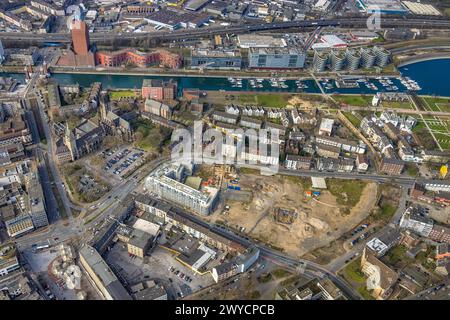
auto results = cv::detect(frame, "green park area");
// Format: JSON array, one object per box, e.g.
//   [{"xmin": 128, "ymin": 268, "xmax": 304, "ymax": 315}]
[
  {"xmin": 109, "ymin": 90, "xmax": 138, "ymax": 100},
  {"xmin": 340, "ymin": 258, "xmax": 374, "ymax": 300},
  {"xmin": 342, "ymin": 112, "xmax": 362, "ymax": 127},
  {"xmin": 381, "ymin": 100, "xmax": 414, "ymax": 109},
  {"xmin": 422, "ymin": 97, "xmax": 450, "ymax": 112},
  {"xmin": 237, "ymin": 94, "xmax": 292, "ymax": 108},
  {"xmin": 333, "ymin": 95, "xmax": 372, "ymax": 107},
  {"xmin": 132, "ymin": 117, "xmax": 172, "ymax": 152}
]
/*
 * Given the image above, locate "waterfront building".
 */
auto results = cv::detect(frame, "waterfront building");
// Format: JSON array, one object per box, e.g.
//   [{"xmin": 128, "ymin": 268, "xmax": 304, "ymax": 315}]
[
  {"xmin": 141, "ymin": 79, "xmax": 177, "ymax": 101},
  {"xmin": 329, "ymin": 50, "xmax": 346, "ymax": 71},
  {"xmin": 248, "ymin": 47, "xmax": 305, "ymax": 69},
  {"xmin": 373, "ymin": 46, "xmax": 391, "ymax": 67},
  {"xmin": 360, "ymin": 47, "xmax": 376, "ymax": 69},
  {"xmin": 312, "ymin": 50, "xmax": 328, "ymax": 72},
  {"xmin": 190, "ymin": 49, "xmax": 242, "ymax": 70},
  {"xmin": 345, "ymin": 49, "xmax": 361, "ymax": 70},
  {"xmin": 56, "ymin": 20, "xmax": 95, "ymax": 67},
  {"xmin": 95, "ymin": 49, "xmax": 181, "ymax": 69}
]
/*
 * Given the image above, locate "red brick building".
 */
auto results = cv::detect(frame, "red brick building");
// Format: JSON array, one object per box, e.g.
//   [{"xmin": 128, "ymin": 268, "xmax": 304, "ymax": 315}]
[
  {"xmin": 57, "ymin": 20, "xmax": 95, "ymax": 67},
  {"xmin": 72, "ymin": 20, "xmax": 90, "ymax": 56},
  {"xmin": 141, "ymin": 79, "xmax": 177, "ymax": 101},
  {"xmin": 95, "ymin": 49, "xmax": 182, "ymax": 69},
  {"xmin": 380, "ymin": 157, "xmax": 404, "ymax": 175}
]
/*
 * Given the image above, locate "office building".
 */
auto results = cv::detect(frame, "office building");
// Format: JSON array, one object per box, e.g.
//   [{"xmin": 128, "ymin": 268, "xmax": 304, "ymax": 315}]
[
  {"xmin": 399, "ymin": 206, "xmax": 433, "ymax": 237},
  {"xmin": 24, "ymin": 171, "xmax": 48, "ymax": 228},
  {"xmin": 5, "ymin": 214, "xmax": 34, "ymax": 238},
  {"xmin": 79, "ymin": 245, "xmax": 132, "ymax": 300},
  {"xmin": 145, "ymin": 163, "xmax": 219, "ymax": 215},
  {"xmin": 248, "ymin": 47, "xmax": 305, "ymax": 69},
  {"xmin": 190, "ymin": 49, "xmax": 242, "ymax": 70}
]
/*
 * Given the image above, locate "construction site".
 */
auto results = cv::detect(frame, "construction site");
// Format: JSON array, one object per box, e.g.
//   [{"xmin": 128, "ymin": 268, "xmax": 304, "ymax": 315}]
[{"xmin": 206, "ymin": 170, "xmax": 379, "ymax": 258}]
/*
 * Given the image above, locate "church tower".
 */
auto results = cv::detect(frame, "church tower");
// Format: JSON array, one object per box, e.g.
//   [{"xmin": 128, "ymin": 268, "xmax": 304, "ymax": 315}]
[{"xmin": 63, "ymin": 123, "xmax": 78, "ymax": 161}]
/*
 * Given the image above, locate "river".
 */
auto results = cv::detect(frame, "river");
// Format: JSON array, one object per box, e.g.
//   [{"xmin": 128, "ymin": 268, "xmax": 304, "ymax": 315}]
[{"xmin": 3, "ymin": 58, "xmax": 450, "ymax": 97}]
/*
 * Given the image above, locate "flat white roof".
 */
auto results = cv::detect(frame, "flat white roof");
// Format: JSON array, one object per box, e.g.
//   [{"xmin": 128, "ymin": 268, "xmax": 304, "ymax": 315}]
[
  {"xmin": 321, "ymin": 35, "xmax": 347, "ymax": 47},
  {"xmin": 367, "ymin": 237, "xmax": 388, "ymax": 254},
  {"xmin": 133, "ymin": 219, "xmax": 160, "ymax": 237},
  {"xmin": 402, "ymin": 1, "xmax": 441, "ymax": 15},
  {"xmin": 311, "ymin": 177, "xmax": 327, "ymax": 189},
  {"xmin": 319, "ymin": 118, "xmax": 334, "ymax": 133}
]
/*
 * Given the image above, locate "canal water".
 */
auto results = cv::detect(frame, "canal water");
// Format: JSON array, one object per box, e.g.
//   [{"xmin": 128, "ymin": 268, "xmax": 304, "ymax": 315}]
[{"xmin": 3, "ymin": 58, "xmax": 450, "ymax": 96}]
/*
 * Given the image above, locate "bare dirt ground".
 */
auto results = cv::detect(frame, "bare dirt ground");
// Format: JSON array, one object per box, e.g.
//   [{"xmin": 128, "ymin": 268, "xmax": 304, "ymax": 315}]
[{"xmin": 209, "ymin": 174, "xmax": 378, "ymax": 258}]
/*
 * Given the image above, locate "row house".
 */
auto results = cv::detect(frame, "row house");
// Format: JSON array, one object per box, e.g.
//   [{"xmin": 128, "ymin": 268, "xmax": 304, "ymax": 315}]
[
  {"xmin": 239, "ymin": 116, "xmax": 262, "ymax": 130},
  {"xmin": 315, "ymin": 135, "xmax": 366, "ymax": 154},
  {"xmin": 225, "ymin": 105, "xmax": 240, "ymax": 115},
  {"xmin": 212, "ymin": 111, "xmax": 238, "ymax": 125},
  {"xmin": 316, "ymin": 143, "xmax": 340, "ymax": 159},
  {"xmin": 285, "ymin": 155, "xmax": 312, "ymax": 170},
  {"xmin": 242, "ymin": 106, "xmax": 265, "ymax": 117},
  {"xmin": 267, "ymin": 108, "xmax": 282, "ymax": 119}
]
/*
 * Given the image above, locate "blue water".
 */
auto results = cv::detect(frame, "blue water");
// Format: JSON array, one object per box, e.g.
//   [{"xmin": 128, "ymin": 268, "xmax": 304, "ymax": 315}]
[
  {"xmin": 4, "ymin": 58, "xmax": 450, "ymax": 96},
  {"xmin": 398, "ymin": 58, "xmax": 450, "ymax": 97}
]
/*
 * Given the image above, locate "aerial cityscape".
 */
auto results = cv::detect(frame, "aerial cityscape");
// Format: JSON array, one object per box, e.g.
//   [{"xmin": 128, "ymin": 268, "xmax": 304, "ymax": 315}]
[{"xmin": 0, "ymin": 0, "xmax": 450, "ymax": 306}]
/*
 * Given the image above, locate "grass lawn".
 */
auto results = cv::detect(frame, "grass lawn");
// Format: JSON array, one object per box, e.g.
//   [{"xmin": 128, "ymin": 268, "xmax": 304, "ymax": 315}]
[
  {"xmin": 358, "ymin": 286, "xmax": 375, "ymax": 300},
  {"xmin": 422, "ymin": 97, "xmax": 450, "ymax": 112},
  {"xmin": 433, "ymin": 132, "xmax": 450, "ymax": 150},
  {"xmin": 373, "ymin": 203, "xmax": 397, "ymax": 223},
  {"xmin": 271, "ymin": 268, "xmax": 293, "ymax": 279},
  {"xmin": 342, "ymin": 111, "xmax": 362, "ymax": 127},
  {"xmin": 237, "ymin": 94, "xmax": 291, "ymax": 108},
  {"xmin": 405, "ymin": 163, "xmax": 419, "ymax": 177},
  {"xmin": 340, "ymin": 258, "xmax": 375, "ymax": 300},
  {"xmin": 382, "ymin": 101, "xmax": 413, "ymax": 109},
  {"xmin": 327, "ymin": 179, "xmax": 367, "ymax": 207},
  {"xmin": 109, "ymin": 90, "xmax": 137, "ymax": 100},
  {"xmin": 333, "ymin": 95, "xmax": 372, "ymax": 107},
  {"xmin": 383, "ymin": 245, "xmax": 412, "ymax": 268},
  {"xmin": 132, "ymin": 117, "xmax": 172, "ymax": 152},
  {"xmin": 341, "ymin": 258, "xmax": 365, "ymax": 283}
]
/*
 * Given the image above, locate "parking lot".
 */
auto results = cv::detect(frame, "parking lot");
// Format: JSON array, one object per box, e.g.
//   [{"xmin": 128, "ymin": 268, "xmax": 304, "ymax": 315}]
[
  {"xmin": 104, "ymin": 243, "xmax": 214, "ymax": 299},
  {"xmin": 100, "ymin": 146, "xmax": 146, "ymax": 179}
]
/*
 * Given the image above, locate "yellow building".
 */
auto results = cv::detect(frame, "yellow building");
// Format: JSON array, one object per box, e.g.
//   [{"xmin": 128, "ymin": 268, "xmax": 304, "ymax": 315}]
[{"xmin": 440, "ymin": 165, "xmax": 448, "ymax": 178}]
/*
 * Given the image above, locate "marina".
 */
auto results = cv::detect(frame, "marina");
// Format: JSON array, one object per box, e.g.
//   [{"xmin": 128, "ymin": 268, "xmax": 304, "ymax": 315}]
[{"xmin": 1, "ymin": 58, "xmax": 450, "ymax": 97}]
